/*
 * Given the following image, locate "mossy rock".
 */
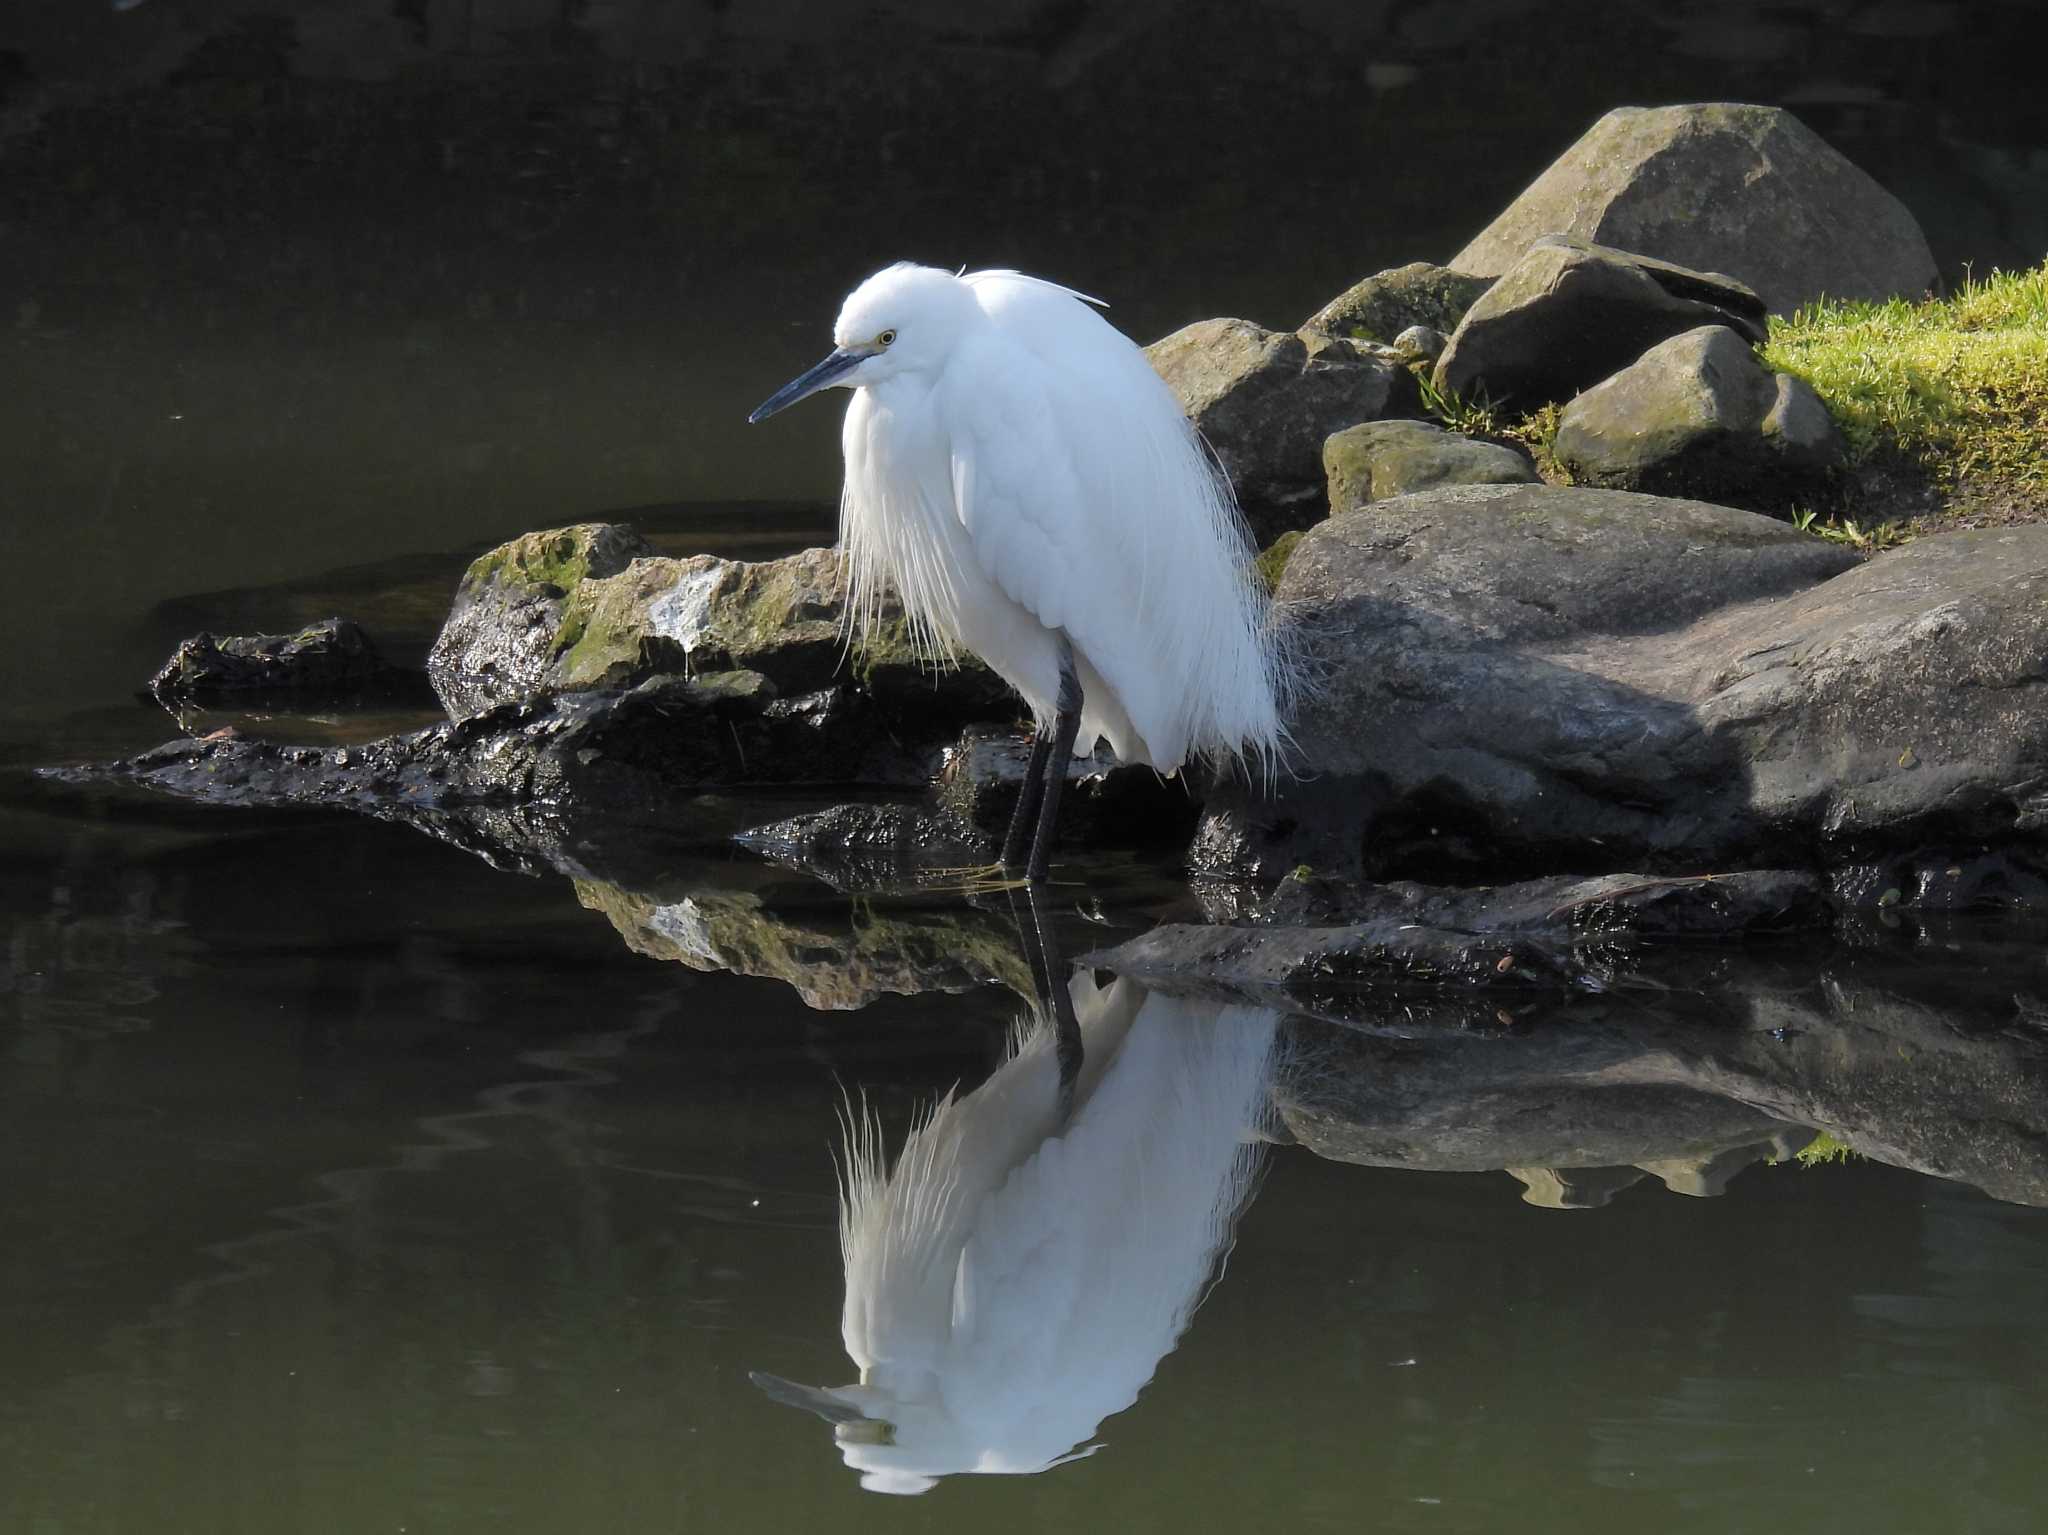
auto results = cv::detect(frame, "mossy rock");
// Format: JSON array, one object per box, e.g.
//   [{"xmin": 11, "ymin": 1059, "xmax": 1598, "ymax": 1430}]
[
  {"xmin": 1302, "ymin": 262, "xmax": 1493, "ymax": 345},
  {"xmin": 1323, "ymin": 420, "xmax": 1537, "ymax": 512},
  {"xmin": 428, "ymin": 523, "xmax": 653, "ymax": 719}
]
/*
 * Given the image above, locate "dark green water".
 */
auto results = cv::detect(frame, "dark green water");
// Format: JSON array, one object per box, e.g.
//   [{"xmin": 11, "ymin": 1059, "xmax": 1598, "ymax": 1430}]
[
  {"xmin": 8, "ymin": 660, "xmax": 2048, "ymax": 1530},
  {"xmin": 6, "ymin": 2, "xmax": 2048, "ymax": 1526}
]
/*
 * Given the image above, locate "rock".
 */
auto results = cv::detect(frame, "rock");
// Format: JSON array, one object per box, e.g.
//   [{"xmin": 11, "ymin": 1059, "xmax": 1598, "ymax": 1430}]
[
  {"xmin": 428, "ymin": 530, "xmax": 1014, "ymax": 731},
  {"xmin": 1432, "ymin": 236, "xmax": 1768, "ymax": 411},
  {"xmin": 1213, "ymin": 493, "xmax": 2048, "ymax": 879},
  {"xmin": 1448, "ymin": 103, "xmax": 1939, "ymax": 314},
  {"xmin": 932, "ymin": 726, "xmax": 1200, "ymax": 852},
  {"xmin": 1201, "ymin": 484, "xmax": 1881, "ymax": 880},
  {"xmin": 1145, "ymin": 318, "xmax": 1417, "ymax": 540},
  {"xmin": 1322, "ymin": 420, "xmax": 1537, "ymax": 510},
  {"xmin": 148, "ymin": 617, "xmax": 395, "ymax": 697},
  {"xmin": 575, "ymin": 879, "xmax": 1032, "ymax": 1010},
  {"xmin": 428, "ymin": 523, "xmax": 653, "ymax": 720},
  {"xmin": 1090, "ymin": 868, "xmax": 1829, "ymax": 998},
  {"xmin": 734, "ymin": 802, "xmax": 987, "ymax": 890},
  {"xmin": 67, "ymin": 668, "xmax": 942, "ymax": 836},
  {"xmin": 1301, "ymin": 262, "xmax": 1493, "ymax": 343},
  {"xmin": 1552, "ymin": 325, "xmax": 1844, "ymax": 502},
  {"xmin": 1390, "ymin": 325, "xmax": 1446, "ymax": 366}
]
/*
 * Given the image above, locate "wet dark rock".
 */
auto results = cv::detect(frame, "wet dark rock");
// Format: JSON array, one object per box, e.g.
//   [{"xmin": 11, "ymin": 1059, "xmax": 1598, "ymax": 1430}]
[
  {"xmin": 64, "ymin": 669, "xmax": 944, "ymax": 829},
  {"xmin": 148, "ymin": 617, "xmax": 397, "ymax": 698},
  {"xmin": 1145, "ymin": 318, "xmax": 1418, "ymax": 541},
  {"xmin": 428, "ymin": 523, "xmax": 654, "ymax": 720},
  {"xmin": 734, "ymin": 801, "xmax": 987, "ymax": 890},
  {"xmin": 1322, "ymin": 419, "xmax": 1537, "ymax": 509},
  {"xmin": 1553, "ymin": 325, "xmax": 1844, "ymax": 502},
  {"xmin": 1301, "ymin": 262, "xmax": 1493, "ymax": 344},
  {"xmin": 1203, "ymin": 488, "xmax": 2048, "ymax": 881},
  {"xmin": 933, "ymin": 726, "xmax": 1201, "ymax": 851},
  {"xmin": 1449, "ymin": 103, "xmax": 1938, "ymax": 315},
  {"xmin": 1432, "ymin": 236, "xmax": 1768, "ymax": 412},
  {"xmin": 1091, "ymin": 868, "xmax": 1828, "ymax": 998}
]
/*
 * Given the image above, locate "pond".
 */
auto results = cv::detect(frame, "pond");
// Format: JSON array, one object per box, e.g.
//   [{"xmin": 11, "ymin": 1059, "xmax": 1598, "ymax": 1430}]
[
  {"xmin": 6, "ymin": 518, "xmax": 2048, "ymax": 1531},
  {"xmin": 5, "ymin": 2, "xmax": 2047, "ymax": 1528}
]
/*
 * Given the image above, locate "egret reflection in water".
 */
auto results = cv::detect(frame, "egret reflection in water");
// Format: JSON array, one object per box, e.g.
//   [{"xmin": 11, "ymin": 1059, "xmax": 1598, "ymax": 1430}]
[{"xmin": 753, "ymin": 973, "xmax": 1279, "ymax": 1494}]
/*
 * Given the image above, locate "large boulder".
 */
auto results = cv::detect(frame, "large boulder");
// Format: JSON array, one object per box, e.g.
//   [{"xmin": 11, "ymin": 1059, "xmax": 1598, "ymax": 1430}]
[
  {"xmin": 1301, "ymin": 262, "xmax": 1493, "ymax": 343},
  {"xmin": 1145, "ymin": 318, "xmax": 1416, "ymax": 541},
  {"xmin": 1553, "ymin": 325, "xmax": 1845, "ymax": 502},
  {"xmin": 1205, "ymin": 485, "xmax": 2048, "ymax": 880},
  {"xmin": 428, "ymin": 529, "xmax": 1011, "ymax": 725},
  {"xmin": 1432, "ymin": 236, "xmax": 1767, "ymax": 411},
  {"xmin": 1323, "ymin": 419, "xmax": 1537, "ymax": 510},
  {"xmin": 1449, "ymin": 103, "xmax": 1938, "ymax": 314}
]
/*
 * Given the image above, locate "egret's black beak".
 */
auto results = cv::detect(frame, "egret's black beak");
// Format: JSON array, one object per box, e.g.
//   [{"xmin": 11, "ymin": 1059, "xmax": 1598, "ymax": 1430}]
[
  {"xmin": 748, "ymin": 1370, "xmax": 869, "ymax": 1425},
  {"xmin": 748, "ymin": 348, "xmax": 862, "ymax": 423}
]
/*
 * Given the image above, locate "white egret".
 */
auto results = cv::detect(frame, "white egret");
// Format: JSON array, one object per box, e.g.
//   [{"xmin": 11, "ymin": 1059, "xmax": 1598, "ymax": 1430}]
[
  {"xmin": 752, "ymin": 973, "xmax": 1278, "ymax": 1494},
  {"xmin": 748, "ymin": 263, "xmax": 1295, "ymax": 882}
]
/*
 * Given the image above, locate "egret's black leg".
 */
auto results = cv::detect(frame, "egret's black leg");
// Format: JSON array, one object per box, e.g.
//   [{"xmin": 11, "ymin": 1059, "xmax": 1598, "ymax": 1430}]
[
  {"xmin": 1000, "ymin": 729, "xmax": 1053, "ymax": 870},
  {"xmin": 1020, "ymin": 882, "xmax": 1083, "ymax": 1121},
  {"xmin": 1026, "ymin": 639, "xmax": 1083, "ymax": 885}
]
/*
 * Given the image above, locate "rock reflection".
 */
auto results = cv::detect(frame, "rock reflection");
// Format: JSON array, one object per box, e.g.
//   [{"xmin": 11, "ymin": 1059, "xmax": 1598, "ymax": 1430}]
[{"xmin": 755, "ymin": 974, "xmax": 1276, "ymax": 1493}]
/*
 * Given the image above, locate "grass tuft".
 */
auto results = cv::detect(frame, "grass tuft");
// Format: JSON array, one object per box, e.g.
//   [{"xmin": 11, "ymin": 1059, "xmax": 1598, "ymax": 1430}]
[{"xmin": 1763, "ymin": 264, "xmax": 2048, "ymax": 517}]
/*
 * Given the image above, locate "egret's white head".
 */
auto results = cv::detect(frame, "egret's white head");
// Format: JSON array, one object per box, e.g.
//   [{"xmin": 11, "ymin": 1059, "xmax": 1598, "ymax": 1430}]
[{"xmin": 747, "ymin": 263, "xmax": 977, "ymax": 422}]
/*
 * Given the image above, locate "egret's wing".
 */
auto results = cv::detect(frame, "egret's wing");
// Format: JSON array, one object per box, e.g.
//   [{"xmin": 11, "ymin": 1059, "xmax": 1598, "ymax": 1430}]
[{"xmin": 938, "ymin": 335, "xmax": 1097, "ymax": 640}]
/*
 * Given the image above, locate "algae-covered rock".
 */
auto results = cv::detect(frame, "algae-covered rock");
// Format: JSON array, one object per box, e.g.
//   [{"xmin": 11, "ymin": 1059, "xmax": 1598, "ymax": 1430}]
[
  {"xmin": 149, "ymin": 617, "xmax": 394, "ymax": 697},
  {"xmin": 1432, "ymin": 236, "xmax": 1768, "ymax": 412},
  {"xmin": 428, "ymin": 523, "xmax": 654, "ymax": 719},
  {"xmin": 1301, "ymin": 262, "xmax": 1493, "ymax": 344},
  {"xmin": 1322, "ymin": 420, "xmax": 1536, "ymax": 511},
  {"xmin": 575, "ymin": 879, "xmax": 1032, "ymax": 1009},
  {"xmin": 1553, "ymin": 325, "xmax": 1844, "ymax": 502},
  {"xmin": 1145, "ymin": 318, "xmax": 1416, "ymax": 541},
  {"xmin": 429, "ymin": 532, "xmax": 1011, "ymax": 727},
  {"xmin": 1450, "ymin": 103, "xmax": 1938, "ymax": 314}
]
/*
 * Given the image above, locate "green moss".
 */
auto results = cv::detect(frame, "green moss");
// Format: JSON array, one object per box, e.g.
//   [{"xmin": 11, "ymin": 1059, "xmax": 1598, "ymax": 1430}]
[
  {"xmin": 1762, "ymin": 263, "xmax": 2048, "ymax": 522},
  {"xmin": 1794, "ymin": 1130, "xmax": 1863, "ymax": 1167},
  {"xmin": 1257, "ymin": 530, "xmax": 1304, "ymax": 591},
  {"xmin": 461, "ymin": 525, "xmax": 625, "ymax": 598}
]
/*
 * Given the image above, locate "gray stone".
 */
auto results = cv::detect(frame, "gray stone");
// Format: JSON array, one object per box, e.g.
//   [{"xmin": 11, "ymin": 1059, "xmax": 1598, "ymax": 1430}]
[
  {"xmin": 1203, "ymin": 485, "xmax": 2048, "ymax": 880},
  {"xmin": 1553, "ymin": 325, "xmax": 1845, "ymax": 501},
  {"xmin": 149, "ymin": 617, "xmax": 394, "ymax": 698},
  {"xmin": 1390, "ymin": 324, "xmax": 1447, "ymax": 366},
  {"xmin": 1323, "ymin": 419, "xmax": 1537, "ymax": 510},
  {"xmin": 1449, "ymin": 103, "xmax": 1938, "ymax": 314},
  {"xmin": 1432, "ymin": 236, "xmax": 1768, "ymax": 411},
  {"xmin": 1092, "ymin": 868, "xmax": 1830, "ymax": 997},
  {"xmin": 1145, "ymin": 318, "xmax": 1416, "ymax": 540},
  {"xmin": 1301, "ymin": 261, "xmax": 1493, "ymax": 343}
]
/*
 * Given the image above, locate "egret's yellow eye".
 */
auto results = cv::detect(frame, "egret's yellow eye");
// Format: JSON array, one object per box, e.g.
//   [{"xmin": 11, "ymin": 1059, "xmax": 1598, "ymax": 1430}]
[{"xmin": 878, "ymin": 329, "xmax": 897, "ymax": 347}]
